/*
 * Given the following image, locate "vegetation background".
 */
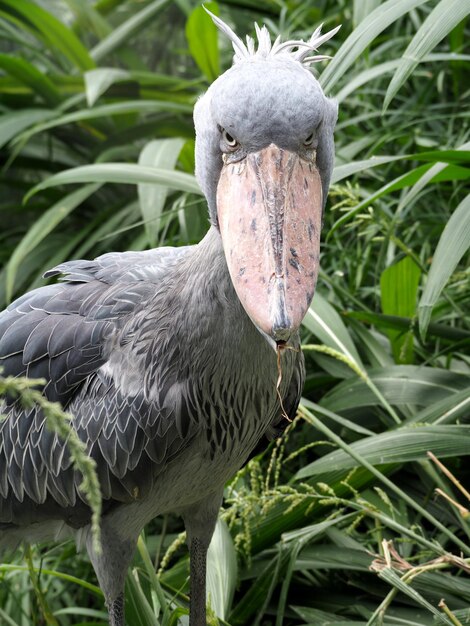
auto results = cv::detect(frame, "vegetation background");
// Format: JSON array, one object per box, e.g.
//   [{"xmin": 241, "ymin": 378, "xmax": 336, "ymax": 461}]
[{"xmin": 0, "ymin": 0, "xmax": 469, "ymax": 624}]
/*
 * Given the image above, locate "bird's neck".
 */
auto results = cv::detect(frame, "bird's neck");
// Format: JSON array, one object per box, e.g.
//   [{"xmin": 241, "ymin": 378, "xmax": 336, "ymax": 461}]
[
  {"xmin": 185, "ymin": 225, "xmax": 239, "ymax": 306},
  {"xmin": 172, "ymin": 225, "xmax": 271, "ymax": 353}
]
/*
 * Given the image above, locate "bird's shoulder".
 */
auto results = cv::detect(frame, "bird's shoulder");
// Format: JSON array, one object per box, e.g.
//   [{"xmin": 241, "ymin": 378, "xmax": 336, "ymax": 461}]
[{"xmin": 0, "ymin": 245, "xmax": 191, "ymax": 404}]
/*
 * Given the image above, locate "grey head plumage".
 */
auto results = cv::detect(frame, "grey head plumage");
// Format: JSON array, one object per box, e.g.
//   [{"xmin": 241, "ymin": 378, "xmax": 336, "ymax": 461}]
[{"xmin": 194, "ymin": 10, "xmax": 340, "ymax": 225}]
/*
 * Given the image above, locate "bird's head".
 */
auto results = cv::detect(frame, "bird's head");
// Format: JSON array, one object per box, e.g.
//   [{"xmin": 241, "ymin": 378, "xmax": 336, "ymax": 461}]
[{"xmin": 194, "ymin": 12, "xmax": 339, "ymax": 344}]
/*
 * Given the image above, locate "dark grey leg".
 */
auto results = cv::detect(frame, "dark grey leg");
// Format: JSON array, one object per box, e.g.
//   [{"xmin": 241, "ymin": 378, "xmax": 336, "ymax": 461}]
[
  {"xmin": 182, "ymin": 491, "xmax": 223, "ymax": 626},
  {"xmin": 189, "ymin": 537, "xmax": 208, "ymax": 626},
  {"xmin": 86, "ymin": 524, "xmax": 137, "ymax": 626},
  {"xmin": 108, "ymin": 592, "xmax": 125, "ymax": 626}
]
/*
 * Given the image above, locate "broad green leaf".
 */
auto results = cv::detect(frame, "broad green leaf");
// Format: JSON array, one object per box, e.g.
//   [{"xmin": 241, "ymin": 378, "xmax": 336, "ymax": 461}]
[
  {"xmin": 321, "ymin": 366, "xmax": 469, "ymax": 413},
  {"xmin": 0, "ymin": 109, "xmax": 55, "ymax": 150},
  {"xmin": 434, "ymin": 610, "xmax": 470, "ymax": 625},
  {"xmin": 345, "ymin": 317, "xmax": 394, "ymax": 368},
  {"xmin": 332, "ymin": 148, "xmax": 470, "ymax": 184},
  {"xmin": 384, "ymin": 0, "xmax": 470, "ymax": 110},
  {"xmin": 407, "ymin": 387, "xmax": 470, "ymax": 425},
  {"xmin": 380, "ymin": 257, "xmax": 421, "ymax": 363},
  {"xmin": 25, "ymin": 164, "xmax": 201, "ymax": 202},
  {"xmin": 6, "ymin": 184, "xmax": 101, "ymax": 302},
  {"xmin": 207, "ymin": 518, "xmax": 237, "ymax": 620},
  {"xmin": 345, "ymin": 310, "xmax": 470, "ymax": 342},
  {"xmin": 125, "ymin": 567, "xmax": 159, "ymax": 626},
  {"xmin": 419, "ymin": 194, "xmax": 470, "ymax": 338},
  {"xmin": 138, "ymin": 138, "xmax": 185, "ymax": 246},
  {"xmin": 282, "ymin": 512, "xmax": 357, "ymax": 546},
  {"xmin": 378, "ymin": 568, "xmax": 454, "ymax": 625},
  {"xmin": 336, "ymin": 53, "xmax": 470, "ymax": 103},
  {"xmin": 353, "ymin": 0, "xmax": 382, "ymax": 26},
  {"xmin": 0, "ymin": 0, "xmax": 95, "ymax": 71},
  {"xmin": 332, "ymin": 155, "xmax": 404, "ymax": 183},
  {"xmin": 303, "ymin": 291, "xmax": 364, "ymax": 369},
  {"xmin": 15, "ymin": 100, "xmax": 192, "ymax": 146},
  {"xmin": 320, "ymin": 0, "xmax": 430, "ymax": 92},
  {"xmin": 396, "ymin": 140, "xmax": 470, "ymax": 212},
  {"xmin": 0, "ymin": 54, "xmax": 61, "ymax": 106},
  {"xmin": 186, "ymin": 3, "xmax": 220, "ymax": 82},
  {"xmin": 84, "ymin": 68, "xmax": 131, "ymax": 106},
  {"xmin": 296, "ymin": 425, "xmax": 470, "ymax": 482},
  {"xmin": 62, "ymin": 0, "xmax": 112, "ymax": 39},
  {"xmin": 302, "ymin": 399, "xmax": 375, "ymax": 437},
  {"xmin": 90, "ymin": 0, "xmax": 172, "ymax": 63}
]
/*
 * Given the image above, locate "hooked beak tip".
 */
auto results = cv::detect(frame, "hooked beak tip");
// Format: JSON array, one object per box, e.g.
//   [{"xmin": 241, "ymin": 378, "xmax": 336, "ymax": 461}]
[{"xmin": 271, "ymin": 325, "xmax": 292, "ymax": 343}]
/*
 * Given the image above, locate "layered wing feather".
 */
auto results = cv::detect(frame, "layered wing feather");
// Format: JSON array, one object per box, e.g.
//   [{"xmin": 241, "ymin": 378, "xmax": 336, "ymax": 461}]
[{"xmin": 0, "ymin": 246, "xmax": 197, "ymax": 526}]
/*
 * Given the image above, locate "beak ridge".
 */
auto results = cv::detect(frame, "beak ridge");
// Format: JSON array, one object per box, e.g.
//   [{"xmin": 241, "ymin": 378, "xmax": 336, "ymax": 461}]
[{"xmin": 217, "ymin": 143, "xmax": 322, "ymax": 341}]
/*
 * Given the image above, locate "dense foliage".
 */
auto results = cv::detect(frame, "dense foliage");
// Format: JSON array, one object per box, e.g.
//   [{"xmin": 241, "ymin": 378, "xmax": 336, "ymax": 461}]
[{"xmin": 0, "ymin": 0, "xmax": 469, "ymax": 624}]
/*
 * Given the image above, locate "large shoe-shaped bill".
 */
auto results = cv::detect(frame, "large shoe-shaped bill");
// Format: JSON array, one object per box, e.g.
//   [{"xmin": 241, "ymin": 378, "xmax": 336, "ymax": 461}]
[{"xmin": 217, "ymin": 143, "xmax": 323, "ymax": 343}]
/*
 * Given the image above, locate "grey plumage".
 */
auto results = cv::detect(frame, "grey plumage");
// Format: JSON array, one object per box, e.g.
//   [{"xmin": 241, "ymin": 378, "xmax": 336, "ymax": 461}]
[{"xmin": 0, "ymin": 12, "xmax": 337, "ymax": 626}]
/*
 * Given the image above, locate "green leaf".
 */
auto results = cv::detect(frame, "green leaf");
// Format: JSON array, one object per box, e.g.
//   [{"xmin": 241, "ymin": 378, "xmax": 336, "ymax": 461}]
[
  {"xmin": 407, "ymin": 387, "xmax": 470, "ymax": 425},
  {"xmin": 15, "ymin": 100, "xmax": 192, "ymax": 146},
  {"xmin": 90, "ymin": 0, "xmax": 172, "ymax": 63},
  {"xmin": 186, "ymin": 3, "xmax": 220, "ymax": 82},
  {"xmin": 295, "ymin": 425, "xmax": 470, "ymax": 482},
  {"xmin": 6, "ymin": 184, "xmax": 101, "ymax": 302},
  {"xmin": 418, "ymin": 193, "xmax": 470, "ymax": 339},
  {"xmin": 207, "ymin": 518, "xmax": 237, "ymax": 620},
  {"xmin": 303, "ymin": 292, "xmax": 364, "ymax": 370},
  {"xmin": 0, "ymin": 54, "xmax": 61, "ymax": 106},
  {"xmin": 345, "ymin": 310, "xmax": 470, "ymax": 342},
  {"xmin": 84, "ymin": 68, "xmax": 131, "ymax": 106},
  {"xmin": 125, "ymin": 567, "xmax": 159, "ymax": 626},
  {"xmin": 320, "ymin": 0, "xmax": 430, "ymax": 92},
  {"xmin": 0, "ymin": 109, "xmax": 55, "ymax": 150},
  {"xmin": 329, "ymin": 159, "xmax": 469, "ymax": 237},
  {"xmin": 378, "ymin": 568, "xmax": 454, "ymax": 625},
  {"xmin": 332, "ymin": 148, "xmax": 470, "ymax": 185},
  {"xmin": 25, "ymin": 163, "xmax": 201, "ymax": 202},
  {"xmin": 321, "ymin": 366, "xmax": 469, "ymax": 413},
  {"xmin": 380, "ymin": 257, "xmax": 421, "ymax": 363},
  {"xmin": 384, "ymin": 0, "xmax": 470, "ymax": 110},
  {"xmin": 335, "ymin": 53, "xmax": 470, "ymax": 103},
  {"xmin": 137, "ymin": 138, "xmax": 185, "ymax": 246},
  {"xmin": 0, "ymin": 0, "xmax": 95, "ymax": 71}
]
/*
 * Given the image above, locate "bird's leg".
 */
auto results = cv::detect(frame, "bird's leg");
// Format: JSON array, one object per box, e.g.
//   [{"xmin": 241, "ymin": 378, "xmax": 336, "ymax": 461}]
[
  {"xmin": 182, "ymin": 491, "xmax": 223, "ymax": 626},
  {"xmin": 108, "ymin": 592, "xmax": 125, "ymax": 626},
  {"xmin": 86, "ymin": 523, "xmax": 137, "ymax": 626},
  {"xmin": 189, "ymin": 536, "xmax": 209, "ymax": 626}
]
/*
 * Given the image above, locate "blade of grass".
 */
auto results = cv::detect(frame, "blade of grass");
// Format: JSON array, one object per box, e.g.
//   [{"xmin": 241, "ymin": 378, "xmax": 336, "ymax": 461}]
[
  {"xmin": 298, "ymin": 404, "xmax": 470, "ymax": 556},
  {"xmin": 384, "ymin": 0, "xmax": 470, "ymax": 110},
  {"xmin": 418, "ymin": 194, "xmax": 470, "ymax": 339}
]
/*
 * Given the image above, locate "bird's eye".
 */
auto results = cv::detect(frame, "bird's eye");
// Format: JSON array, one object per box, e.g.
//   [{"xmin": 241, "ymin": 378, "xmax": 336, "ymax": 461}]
[
  {"xmin": 222, "ymin": 129, "xmax": 238, "ymax": 149},
  {"xmin": 304, "ymin": 133, "xmax": 315, "ymax": 146}
]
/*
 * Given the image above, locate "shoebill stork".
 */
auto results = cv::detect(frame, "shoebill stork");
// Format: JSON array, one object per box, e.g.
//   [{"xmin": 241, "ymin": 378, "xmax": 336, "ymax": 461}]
[{"xmin": 0, "ymin": 12, "xmax": 338, "ymax": 626}]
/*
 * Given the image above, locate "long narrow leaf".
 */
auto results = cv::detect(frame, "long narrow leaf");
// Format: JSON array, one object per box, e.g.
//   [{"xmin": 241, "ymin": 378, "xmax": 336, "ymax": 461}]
[
  {"xmin": 25, "ymin": 164, "xmax": 201, "ymax": 202},
  {"xmin": 137, "ymin": 138, "xmax": 185, "ymax": 246},
  {"xmin": 0, "ymin": 0, "xmax": 95, "ymax": 71},
  {"xmin": 6, "ymin": 184, "xmax": 101, "ymax": 302},
  {"xmin": 321, "ymin": 366, "xmax": 469, "ymax": 413},
  {"xmin": 384, "ymin": 0, "xmax": 470, "ymax": 109},
  {"xmin": 418, "ymin": 194, "xmax": 470, "ymax": 338},
  {"xmin": 320, "ymin": 0, "xmax": 430, "ymax": 92},
  {"xmin": 295, "ymin": 425, "xmax": 470, "ymax": 481},
  {"xmin": 90, "ymin": 0, "xmax": 171, "ymax": 62}
]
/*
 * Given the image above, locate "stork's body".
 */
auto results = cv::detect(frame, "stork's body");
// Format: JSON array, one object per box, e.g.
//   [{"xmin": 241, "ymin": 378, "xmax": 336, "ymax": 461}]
[{"xmin": 0, "ymin": 13, "xmax": 338, "ymax": 626}]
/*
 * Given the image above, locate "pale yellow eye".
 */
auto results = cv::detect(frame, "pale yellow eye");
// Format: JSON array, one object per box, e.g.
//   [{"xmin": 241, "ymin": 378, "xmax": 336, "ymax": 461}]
[
  {"xmin": 304, "ymin": 133, "xmax": 315, "ymax": 146},
  {"xmin": 222, "ymin": 129, "xmax": 238, "ymax": 148}
]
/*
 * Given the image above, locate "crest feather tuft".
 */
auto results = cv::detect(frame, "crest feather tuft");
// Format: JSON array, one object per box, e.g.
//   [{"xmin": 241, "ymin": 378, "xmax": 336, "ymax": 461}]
[{"xmin": 203, "ymin": 7, "xmax": 340, "ymax": 68}]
